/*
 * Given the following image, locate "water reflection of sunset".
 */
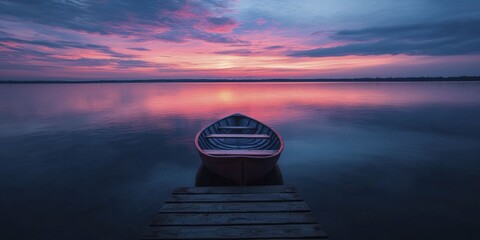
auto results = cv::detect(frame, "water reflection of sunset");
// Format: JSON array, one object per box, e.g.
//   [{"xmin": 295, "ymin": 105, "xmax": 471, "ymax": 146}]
[{"xmin": 1, "ymin": 83, "xmax": 479, "ymax": 126}]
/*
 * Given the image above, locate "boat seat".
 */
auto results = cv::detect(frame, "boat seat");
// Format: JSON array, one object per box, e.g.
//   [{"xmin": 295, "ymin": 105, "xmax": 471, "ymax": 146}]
[
  {"xmin": 217, "ymin": 126, "xmax": 257, "ymax": 130},
  {"xmin": 203, "ymin": 150, "xmax": 277, "ymax": 156},
  {"xmin": 206, "ymin": 134, "xmax": 270, "ymax": 138}
]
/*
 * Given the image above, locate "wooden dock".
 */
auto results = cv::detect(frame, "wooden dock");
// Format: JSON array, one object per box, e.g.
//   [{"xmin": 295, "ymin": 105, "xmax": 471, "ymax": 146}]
[{"xmin": 142, "ymin": 185, "xmax": 328, "ymax": 239}]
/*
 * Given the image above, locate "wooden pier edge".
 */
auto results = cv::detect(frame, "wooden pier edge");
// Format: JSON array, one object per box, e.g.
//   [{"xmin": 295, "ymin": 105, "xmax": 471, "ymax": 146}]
[{"xmin": 142, "ymin": 185, "xmax": 328, "ymax": 239}]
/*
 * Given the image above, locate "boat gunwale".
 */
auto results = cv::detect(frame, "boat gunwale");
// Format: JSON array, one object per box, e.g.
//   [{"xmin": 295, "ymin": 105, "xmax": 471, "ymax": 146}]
[{"xmin": 194, "ymin": 113, "xmax": 284, "ymax": 159}]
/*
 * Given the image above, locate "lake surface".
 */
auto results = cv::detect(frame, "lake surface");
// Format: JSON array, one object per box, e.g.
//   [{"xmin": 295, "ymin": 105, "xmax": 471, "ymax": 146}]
[{"xmin": 1, "ymin": 82, "xmax": 479, "ymax": 240}]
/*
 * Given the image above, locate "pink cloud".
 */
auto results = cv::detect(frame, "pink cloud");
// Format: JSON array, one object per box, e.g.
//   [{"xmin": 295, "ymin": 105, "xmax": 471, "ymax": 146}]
[{"xmin": 198, "ymin": 16, "xmax": 238, "ymax": 33}]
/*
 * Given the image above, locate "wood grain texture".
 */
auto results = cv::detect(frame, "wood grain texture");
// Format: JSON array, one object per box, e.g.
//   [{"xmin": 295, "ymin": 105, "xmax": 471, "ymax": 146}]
[
  {"xmin": 206, "ymin": 134, "xmax": 270, "ymax": 138},
  {"xmin": 143, "ymin": 224, "xmax": 327, "ymax": 239},
  {"xmin": 166, "ymin": 192, "xmax": 302, "ymax": 203},
  {"xmin": 203, "ymin": 149, "xmax": 277, "ymax": 156},
  {"xmin": 159, "ymin": 201, "xmax": 311, "ymax": 213},
  {"xmin": 152, "ymin": 212, "xmax": 318, "ymax": 226},
  {"xmin": 173, "ymin": 186, "xmax": 297, "ymax": 194},
  {"xmin": 217, "ymin": 126, "xmax": 257, "ymax": 130}
]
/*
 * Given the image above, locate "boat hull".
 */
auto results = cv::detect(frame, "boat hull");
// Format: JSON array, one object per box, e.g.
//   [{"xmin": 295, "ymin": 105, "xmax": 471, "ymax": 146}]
[
  {"xmin": 195, "ymin": 163, "xmax": 284, "ymax": 186},
  {"xmin": 197, "ymin": 152, "xmax": 281, "ymax": 183}
]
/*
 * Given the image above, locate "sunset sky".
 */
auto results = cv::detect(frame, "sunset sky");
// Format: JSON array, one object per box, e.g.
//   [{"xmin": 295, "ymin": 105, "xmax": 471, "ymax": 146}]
[{"xmin": 1, "ymin": 0, "xmax": 479, "ymax": 80}]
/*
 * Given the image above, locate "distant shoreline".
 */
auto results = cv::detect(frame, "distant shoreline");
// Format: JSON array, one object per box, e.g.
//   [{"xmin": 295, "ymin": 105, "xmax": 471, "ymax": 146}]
[{"xmin": 0, "ymin": 76, "xmax": 479, "ymax": 84}]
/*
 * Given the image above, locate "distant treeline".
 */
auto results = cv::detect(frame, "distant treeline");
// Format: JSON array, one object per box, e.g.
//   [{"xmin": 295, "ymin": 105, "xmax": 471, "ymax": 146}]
[{"xmin": 0, "ymin": 76, "xmax": 479, "ymax": 84}]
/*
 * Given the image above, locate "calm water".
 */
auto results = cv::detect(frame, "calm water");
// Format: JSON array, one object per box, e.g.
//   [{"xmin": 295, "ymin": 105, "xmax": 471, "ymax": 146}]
[{"xmin": 1, "ymin": 82, "xmax": 479, "ymax": 240}]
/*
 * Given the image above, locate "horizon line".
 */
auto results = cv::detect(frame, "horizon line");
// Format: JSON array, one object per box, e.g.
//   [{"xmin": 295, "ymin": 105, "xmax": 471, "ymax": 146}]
[{"xmin": 0, "ymin": 76, "xmax": 479, "ymax": 84}]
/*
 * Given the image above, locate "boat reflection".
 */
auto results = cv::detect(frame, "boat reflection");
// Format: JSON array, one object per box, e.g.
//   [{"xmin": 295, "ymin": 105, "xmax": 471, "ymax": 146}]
[{"xmin": 195, "ymin": 164, "xmax": 284, "ymax": 186}]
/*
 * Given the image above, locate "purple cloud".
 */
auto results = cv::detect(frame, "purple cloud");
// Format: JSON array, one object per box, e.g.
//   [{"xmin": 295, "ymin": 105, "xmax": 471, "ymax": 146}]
[
  {"xmin": 47, "ymin": 57, "xmax": 172, "ymax": 69},
  {"xmin": 290, "ymin": 19, "xmax": 480, "ymax": 57},
  {"xmin": 0, "ymin": 35, "xmax": 136, "ymax": 58},
  {"xmin": 214, "ymin": 49, "xmax": 255, "ymax": 55},
  {"xmin": 0, "ymin": 0, "xmax": 245, "ymax": 44},
  {"xmin": 127, "ymin": 47, "xmax": 150, "ymax": 51},
  {"xmin": 207, "ymin": 16, "xmax": 236, "ymax": 26},
  {"xmin": 265, "ymin": 45, "xmax": 284, "ymax": 50}
]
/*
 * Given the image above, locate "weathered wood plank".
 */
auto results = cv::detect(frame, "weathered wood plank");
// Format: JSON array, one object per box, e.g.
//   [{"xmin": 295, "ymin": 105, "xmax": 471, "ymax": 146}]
[
  {"xmin": 166, "ymin": 192, "xmax": 302, "ymax": 203},
  {"xmin": 206, "ymin": 134, "xmax": 270, "ymax": 138},
  {"xmin": 203, "ymin": 149, "xmax": 277, "ymax": 156},
  {"xmin": 217, "ymin": 126, "xmax": 256, "ymax": 130},
  {"xmin": 146, "ymin": 186, "xmax": 327, "ymax": 239},
  {"xmin": 151, "ymin": 212, "xmax": 317, "ymax": 226},
  {"xmin": 159, "ymin": 201, "xmax": 311, "ymax": 213},
  {"xmin": 173, "ymin": 186, "xmax": 297, "ymax": 194},
  {"xmin": 143, "ymin": 224, "xmax": 327, "ymax": 239}
]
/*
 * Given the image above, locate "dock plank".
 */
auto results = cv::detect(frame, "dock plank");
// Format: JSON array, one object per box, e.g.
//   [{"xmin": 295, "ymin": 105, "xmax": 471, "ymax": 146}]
[
  {"xmin": 152, "ymin": 212, "xmax": 317, "ymax": 226},
  {"xmin": 143, "ymin": 224, "xmax": 327, "ymax": 239},
  {"xmin": 159, "ymin": 201, "xmax": 311, "ymax": 213},
  {"xmin": 166, "ymin": 192, "xmax": 302, "ymax": 203},
  {"xmin": 173, "ymin": 186, "xmax": 297, "ymax": 194}
]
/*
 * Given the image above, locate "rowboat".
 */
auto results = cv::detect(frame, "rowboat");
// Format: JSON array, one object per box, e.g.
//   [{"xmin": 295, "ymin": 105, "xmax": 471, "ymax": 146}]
[{"xmin": 194, "ymin": 113, "xmax": 284, "ymax": 184}]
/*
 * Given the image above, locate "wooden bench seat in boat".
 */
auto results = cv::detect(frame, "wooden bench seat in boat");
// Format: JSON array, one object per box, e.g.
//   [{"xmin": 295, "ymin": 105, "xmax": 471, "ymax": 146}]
[
  {"xmin": 206, "ymin": 134, "xmax": 270, "ymax": 139},
  {"xmin": 217, "ymin": 126, "xmax": 257, "ymax": 130},
  {"xmin": 203, "ymin": 150, "xmax": 278, "ymax": 156}
]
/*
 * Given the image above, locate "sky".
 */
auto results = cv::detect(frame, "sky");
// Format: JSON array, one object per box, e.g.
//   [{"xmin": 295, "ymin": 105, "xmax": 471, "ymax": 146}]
[{"xmin": 0, "ymin": 0, "xmax": 479, "ymax": 80}]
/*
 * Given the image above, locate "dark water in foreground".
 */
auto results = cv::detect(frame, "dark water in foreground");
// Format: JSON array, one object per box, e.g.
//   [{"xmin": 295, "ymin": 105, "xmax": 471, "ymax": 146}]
[{"xmin": 0, "ymin": 82, "xmax": 479, "ymax": 240}]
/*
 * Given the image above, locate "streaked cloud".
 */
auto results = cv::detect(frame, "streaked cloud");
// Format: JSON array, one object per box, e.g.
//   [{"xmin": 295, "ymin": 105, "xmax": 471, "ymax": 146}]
[
  {"xmin": 0, "ymin": 0, "xmax": 244, "ymax": 43},
  {"xmin": 265, "ymin": 46, "xmax": 284, "ymax": 50},
  {"xmin": 290, "ymin": 19, "xmax": 480, "ymax": 57},
  {"xmin": 127, "ymin": 47, "xmax": 150, "ymax": 52},
  {"xmin": 1, "ymin": 37, "xmax": 137, "ymax": 58},
  {"xmin": 214, "ymin": 49, "xmax": 255, "ymax": 56},
  {"xmin": 0, "ymin": 0, "xmax": 479, "ymax": 79}
]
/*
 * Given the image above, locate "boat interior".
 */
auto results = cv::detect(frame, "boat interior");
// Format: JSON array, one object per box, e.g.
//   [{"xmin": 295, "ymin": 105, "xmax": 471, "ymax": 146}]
[{"xmin": 197, "ymin": 114, "xmax": 282, "ymax": 156}]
